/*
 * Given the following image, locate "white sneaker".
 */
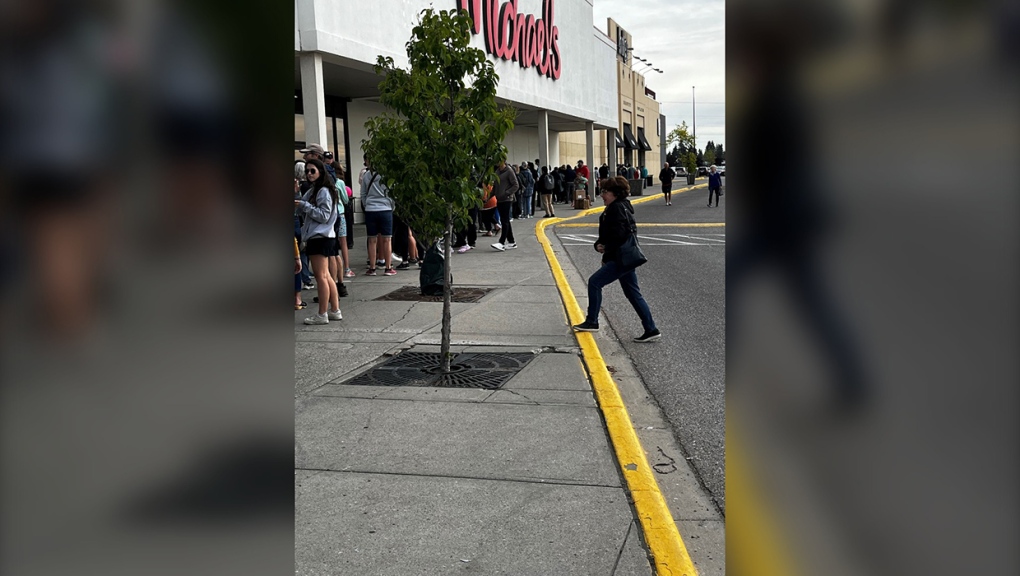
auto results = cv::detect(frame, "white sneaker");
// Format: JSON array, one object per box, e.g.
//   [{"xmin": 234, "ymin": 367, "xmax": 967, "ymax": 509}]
[
  {"xmin": 456, "ymin": 245, "xmax": 472, "ymax": 254},
  {"xmin": 327, "ymin": 309, "xmax": 343, "ymax": 321},
  {"xmin": 390, "ymin": 253, "xmax": 402, "ymax": 264},
  {"xmin": 505, "ymin": 242, "xmax": 518, "ymax": 250},
  {"xmin": 491, "ymin": 242, "xmax": 505, "ymax": 251},
  {"xmin": 303, "ymin": 313, "xmax": 328, "ymax": 325}
]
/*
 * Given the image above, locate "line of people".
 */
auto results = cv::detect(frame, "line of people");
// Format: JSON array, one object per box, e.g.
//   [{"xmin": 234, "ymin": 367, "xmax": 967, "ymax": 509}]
[{"xmin": 294, "ymin": 145, "xmax": 423, "ymax": 325}]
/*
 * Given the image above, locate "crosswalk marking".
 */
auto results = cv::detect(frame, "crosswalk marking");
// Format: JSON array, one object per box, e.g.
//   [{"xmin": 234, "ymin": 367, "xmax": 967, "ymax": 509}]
[{"xmin": 556, "ymin": 232, "xmax": 725, "ymax": 247}]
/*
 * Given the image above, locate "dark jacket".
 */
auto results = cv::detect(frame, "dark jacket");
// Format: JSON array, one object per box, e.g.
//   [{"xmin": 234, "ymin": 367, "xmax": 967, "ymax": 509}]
[
  {"xmin": 659, "ymin": 167, "xmax": 674, "ymax": 184},
  {"xmin": 493, "ymin": 164, "xmax": 520, "ymax": 203},
  {"xmin": 595, "ymin": 198, "xmax": 635, "ymax": 264},
  {"xmin": 708, "ymin": 172, "xmax": 723, "ymax": 190},
  {"xmin": 564, "ymin": 166, "xmax": 576, "ymax": 183}
]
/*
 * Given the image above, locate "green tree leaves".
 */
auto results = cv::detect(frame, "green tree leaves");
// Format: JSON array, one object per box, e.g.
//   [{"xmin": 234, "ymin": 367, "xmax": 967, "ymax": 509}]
[
  {"xmin": 365, "ymin": 8, "xmax": 514, "ymax": 245},
  {"xmin": 361, "ymin": 8, "xmax": 516, "ymax": 370}
]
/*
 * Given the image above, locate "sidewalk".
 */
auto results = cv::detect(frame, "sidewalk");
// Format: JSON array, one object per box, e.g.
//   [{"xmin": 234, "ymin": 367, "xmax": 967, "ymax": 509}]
[{"xmin": 295, "ymin": 209, "xmax": 705, "ymax": 575}]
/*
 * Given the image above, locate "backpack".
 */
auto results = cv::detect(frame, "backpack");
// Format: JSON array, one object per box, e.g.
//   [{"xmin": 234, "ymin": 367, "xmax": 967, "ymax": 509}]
[
  {"xmin": 541, "ymin": 173, "xmax": 554, "ymax": 191},
  {"xmin": 335, "ymin": 179, "xmax": 350, "ymax": 207}
]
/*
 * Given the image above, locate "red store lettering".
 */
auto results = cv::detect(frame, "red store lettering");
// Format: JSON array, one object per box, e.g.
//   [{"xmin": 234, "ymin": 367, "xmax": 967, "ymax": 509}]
[{"xmin": 456, "ymin": 0, "xmax": 561, "ymax": 80}]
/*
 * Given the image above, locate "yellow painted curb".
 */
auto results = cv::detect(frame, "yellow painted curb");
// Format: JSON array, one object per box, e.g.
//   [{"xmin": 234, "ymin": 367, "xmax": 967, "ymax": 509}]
[
  {"xmin": 727, "ymin": 418, "xmax": 802, "ymax": 576},
  {"xmin": 630, "ymin": 183, "xmax": 706, "ymax": 206},
  {"xmin": 536, "ymin": 209, "xmax": 700, "ymax": 576}
]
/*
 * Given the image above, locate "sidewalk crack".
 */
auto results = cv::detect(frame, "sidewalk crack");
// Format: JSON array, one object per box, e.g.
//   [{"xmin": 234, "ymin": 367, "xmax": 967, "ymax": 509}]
[
  {"xmin": 499, "ymin": 389, "xmax": 539, "ymax": 404},
  {"xmin": 385, "ymin": 301, "xmax": 419, "ymax": 331}
]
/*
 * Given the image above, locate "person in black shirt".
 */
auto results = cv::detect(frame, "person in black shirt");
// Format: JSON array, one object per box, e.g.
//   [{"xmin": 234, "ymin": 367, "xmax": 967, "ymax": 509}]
[
  {"xmin": 572, "ymin": 177, "xmax": 660, "ymax": 343},
  {"xmin": 658, "ymin": 162, "xmax": 676, "ymax": 206}
]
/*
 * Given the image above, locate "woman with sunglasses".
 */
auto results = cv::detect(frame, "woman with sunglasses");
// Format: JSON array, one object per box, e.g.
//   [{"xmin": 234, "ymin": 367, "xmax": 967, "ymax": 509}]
[{"xmin": 295, "ymin": 158, "xmax": 342, "ymax": 324}]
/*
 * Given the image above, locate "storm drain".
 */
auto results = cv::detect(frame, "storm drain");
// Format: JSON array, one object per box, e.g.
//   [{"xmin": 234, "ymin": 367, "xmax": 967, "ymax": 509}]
[{"xmin": 343, "ymin": 351, "xmax": 537, "ymax": 389}]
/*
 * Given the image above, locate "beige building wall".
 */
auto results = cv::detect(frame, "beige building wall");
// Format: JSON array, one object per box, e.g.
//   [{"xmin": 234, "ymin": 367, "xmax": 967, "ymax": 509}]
[{"xmin": 558, "ymin": 18, "xmax": 663, "ymax": 182}]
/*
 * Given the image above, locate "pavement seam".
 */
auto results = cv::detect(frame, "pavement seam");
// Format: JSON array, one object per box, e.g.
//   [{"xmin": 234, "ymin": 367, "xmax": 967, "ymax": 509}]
[
  {"xmin": 610, "ymin": 521, "xmax": 636, "ymax": 576},
  {"xmin": 537, "ymin": 185, "xmax": 702, "ymax": 576},
  {"xmin": 293, "ymin": 467, "xmax": 624, "ymax": 489}
]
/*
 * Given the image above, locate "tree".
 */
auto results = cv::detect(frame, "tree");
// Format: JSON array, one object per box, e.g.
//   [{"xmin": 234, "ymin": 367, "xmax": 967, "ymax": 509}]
[
  {"xmin": 716, "ymin": 143, "xmax": 725, "ymax": 164},
  {"xmin": 666, "ymin": 144, "xmax": 681, "ymax": 167},
  {"xmin": 696, "ymin": 149, "xmax": 705, "ymax": 167},
  {"xmin": 363, "ymin": 8, "xmax": 515, "ymax": 372},
  {"xmin": 704, "ymin": 141, "xmax": 716, "ymax": 166},
  {"xmin": 666, "ymin": 122, "xmax": 697, "ymax": 174}
]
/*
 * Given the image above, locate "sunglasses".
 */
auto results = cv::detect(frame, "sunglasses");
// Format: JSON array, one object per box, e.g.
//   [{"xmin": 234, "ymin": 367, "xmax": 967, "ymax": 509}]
[{"xmin": 306, "ymin": 168, "xmax": 318, "ymax": 174}]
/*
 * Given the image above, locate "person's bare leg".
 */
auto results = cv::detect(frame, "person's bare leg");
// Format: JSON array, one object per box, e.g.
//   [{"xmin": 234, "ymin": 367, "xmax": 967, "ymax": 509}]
[
  {"xmin": 380, "ymin": 237, "xmax": 393, "ymax": 269},
  {"xmin": 309, "ymin": 255, "xmax": 334, "ymax": 315},
  {"xmin": 367, "ymin": 237, "xmax": 378, "ymax": 269},
  {"xmin": 339, "ymin": 235, "xmax": 351, "ymax": 273},
  {"xmin": 328, "ymin": 255, "xmax": 339, "ymax": 283},
  {"xmin": 407, "ymin": 230, "xmax": 418, "ymax": 262}
]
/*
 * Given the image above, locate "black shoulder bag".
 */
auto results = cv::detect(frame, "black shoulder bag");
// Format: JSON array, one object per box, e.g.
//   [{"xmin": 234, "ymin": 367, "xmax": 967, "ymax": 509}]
[{"xmin": 617, "ymin": 210, "xmax": 647, "ymax": 271}]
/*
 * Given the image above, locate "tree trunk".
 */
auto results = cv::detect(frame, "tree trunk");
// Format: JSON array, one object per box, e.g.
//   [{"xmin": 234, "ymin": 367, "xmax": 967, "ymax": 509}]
[{"xmin": 440, "ymin": 206, "xmax": 454, "ymax": 373}]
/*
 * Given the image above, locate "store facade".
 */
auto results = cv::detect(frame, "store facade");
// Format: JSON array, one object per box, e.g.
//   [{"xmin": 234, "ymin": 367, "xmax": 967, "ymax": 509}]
[
  {"xmin": 559, "ymin": 19, "xmax": 664, "ymax": 184},
  {"xmin": 295, "ymin": 0, "xmax": 620, "ymax": 218}
]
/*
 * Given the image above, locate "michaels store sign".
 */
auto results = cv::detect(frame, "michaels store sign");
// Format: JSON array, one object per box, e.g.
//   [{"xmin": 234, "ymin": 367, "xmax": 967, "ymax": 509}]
[{"xmin": 456, "ymin": 0, "xmax": 562, "ymax": 80}]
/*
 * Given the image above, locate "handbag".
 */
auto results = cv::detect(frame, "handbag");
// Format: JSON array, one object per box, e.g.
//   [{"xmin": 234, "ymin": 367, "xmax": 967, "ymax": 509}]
[{"xmin": 616, "ymin": 212, "xmax": 647, "ymax": 271}]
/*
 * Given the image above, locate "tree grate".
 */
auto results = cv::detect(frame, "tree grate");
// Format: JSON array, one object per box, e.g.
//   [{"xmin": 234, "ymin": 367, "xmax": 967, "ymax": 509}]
[{"xmin": 342, "ymin": 351, "xmax": 537, "ymax": 389}]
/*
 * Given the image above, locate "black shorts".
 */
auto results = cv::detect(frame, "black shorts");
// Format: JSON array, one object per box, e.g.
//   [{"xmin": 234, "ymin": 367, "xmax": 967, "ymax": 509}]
[{"xmin": 305, "ymin": 237, "xmax": 339, "ymax": 256}]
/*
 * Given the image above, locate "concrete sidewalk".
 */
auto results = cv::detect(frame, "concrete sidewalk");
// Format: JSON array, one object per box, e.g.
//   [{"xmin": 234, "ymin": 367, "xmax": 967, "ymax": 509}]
[{"xmin": 295, "ymin": 211, "xmax": 713, "ymax": 575}]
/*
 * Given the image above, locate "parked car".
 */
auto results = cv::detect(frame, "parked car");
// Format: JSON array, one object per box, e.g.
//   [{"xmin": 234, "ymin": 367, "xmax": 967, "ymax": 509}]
[
  {"xmin": 696, "ymin": 166, "xmax": 708, "ymax": 177},
  {"xmin": 716, "ymin": 165, "xmax": 725, "ymax": 176},
  {"xmin": 673, "ymin": 167, "xmax": 688, "ymax": 178}
]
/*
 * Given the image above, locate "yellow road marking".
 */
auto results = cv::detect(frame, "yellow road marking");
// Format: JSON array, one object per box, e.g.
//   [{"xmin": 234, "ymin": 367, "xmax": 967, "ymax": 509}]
[
  {"xmin": 536, "ymin": 209, "xmax": 700, "ymax": 576},
  {"xmin": 557, "ymin": 223, "xmax": 725, "ymax": 228}
]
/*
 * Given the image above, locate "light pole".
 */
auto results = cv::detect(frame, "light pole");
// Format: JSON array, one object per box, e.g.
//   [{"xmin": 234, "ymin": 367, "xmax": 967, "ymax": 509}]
[{"xmin": 692, "ymin": 85, "xmax": 696, "ymax": 153}]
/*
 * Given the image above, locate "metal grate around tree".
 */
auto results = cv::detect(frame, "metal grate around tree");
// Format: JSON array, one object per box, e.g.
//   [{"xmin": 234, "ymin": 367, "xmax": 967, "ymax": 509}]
[{"xmin": 342, "ymin": 351, "xmax": 537, "ymax": 389}]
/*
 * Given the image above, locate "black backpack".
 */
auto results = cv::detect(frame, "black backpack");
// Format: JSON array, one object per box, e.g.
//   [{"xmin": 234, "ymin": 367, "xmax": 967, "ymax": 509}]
[{"xmin": 541, "ymin": 173, "xmax": 554, "ymax": 191}]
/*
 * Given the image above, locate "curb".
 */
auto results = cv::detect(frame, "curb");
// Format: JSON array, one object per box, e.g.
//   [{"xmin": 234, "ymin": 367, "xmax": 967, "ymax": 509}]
[{"xmin": 536, "ymin": 184, "xmax": 703, "ymax": 576}]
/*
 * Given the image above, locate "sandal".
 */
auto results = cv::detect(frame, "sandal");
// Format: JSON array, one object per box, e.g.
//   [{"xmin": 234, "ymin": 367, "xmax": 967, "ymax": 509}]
[{"xmin": 295, "ymin": 302, "xmax": 307, "ymax": 310}]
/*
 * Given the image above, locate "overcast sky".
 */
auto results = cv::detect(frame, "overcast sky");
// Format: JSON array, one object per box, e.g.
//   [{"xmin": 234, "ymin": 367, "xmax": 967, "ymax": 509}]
[{"xmin": 592, "ymin": 0, "xmax": 725, "ymax": 150}]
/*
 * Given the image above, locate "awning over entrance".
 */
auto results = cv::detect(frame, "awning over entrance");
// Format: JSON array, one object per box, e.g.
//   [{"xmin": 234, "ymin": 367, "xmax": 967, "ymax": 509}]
[
  {"xmin": 622, "ymin": 124, "xmax": 638, "ymax": 150},
  {"xmin": 637, "ymin": 129, "xmax": 652, "ymax": 151},
  {"xmin": 615, "ymin": 133, "xmax": 625, "ymax": 148}
]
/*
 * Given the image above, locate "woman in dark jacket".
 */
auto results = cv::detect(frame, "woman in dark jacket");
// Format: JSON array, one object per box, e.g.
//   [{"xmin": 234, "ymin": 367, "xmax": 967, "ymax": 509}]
[{"xmin": 572, "ymin": 177, "xmax": 661, "ymax": 342}]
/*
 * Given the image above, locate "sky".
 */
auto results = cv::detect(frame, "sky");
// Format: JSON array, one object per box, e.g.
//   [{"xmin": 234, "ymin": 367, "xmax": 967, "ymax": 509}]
[{"xmin": 592, "ymin": 0, "xmax": 726, "ymax": 151}]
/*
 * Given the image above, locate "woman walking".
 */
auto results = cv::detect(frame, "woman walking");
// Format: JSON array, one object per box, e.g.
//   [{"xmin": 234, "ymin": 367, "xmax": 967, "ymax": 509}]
[
  {"xmin": 295, "ymin": 158, "xmax": 342, "ymax": 325},
  {"xmin": 572, "ymin": 177, "xmax": 660, "ymax": 343},
  {"xmin": 707, "ymin": 164, "xmax": 723, "ymax": 207}
]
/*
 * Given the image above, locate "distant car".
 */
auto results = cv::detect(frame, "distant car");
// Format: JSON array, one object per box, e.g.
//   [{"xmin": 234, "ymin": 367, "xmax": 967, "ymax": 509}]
[
  {"xmin": 697, "ymin": 166, "xmax": 708, "ymax": 177},
  {"xmin": 673, "ymin": 167, "xmax": 688, "ymax": 177},
  {"xmin": 716, "ymin": 165, "xmax": 725, "ymax": 176}
]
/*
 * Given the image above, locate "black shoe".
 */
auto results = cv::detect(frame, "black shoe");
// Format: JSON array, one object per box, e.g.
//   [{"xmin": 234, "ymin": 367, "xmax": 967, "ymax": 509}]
[
  {"xmin": 633, "ymin": 329, "xmax": 661, "ymax": 343},
  {"xmin": 397, "ymin": 261, "xmax": 411, "ymax": 270},
  {"xmin": 572, "ymin": 321, "xmax": 599, "ymax": 332},
  {"xmin": 338, "ymin": 284, "xmax": 349, "ymax": 297}
]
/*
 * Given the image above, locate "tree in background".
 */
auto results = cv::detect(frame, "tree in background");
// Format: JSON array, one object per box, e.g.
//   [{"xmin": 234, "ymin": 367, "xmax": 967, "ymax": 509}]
[
  {"xmin": 666, "ymin": 144, "xmax": 681, "ymax": 167},
  {"xmin": 716, "ymin": 143, "xmax": 725, "ymax": 164},
  {"xmin": 666, "ymin": 122, "xmax": 698, "ymax": 175},
  {"xmin": 697, "ymin": 149, "xmax": 706, "ymax": 167},
  {"xmin": 705, "ymin": 141, "xmax": 717, "ymax": 166},
  {"xmin": 363, "ymin": 8, "xmax": 515, "ymax": 372}
]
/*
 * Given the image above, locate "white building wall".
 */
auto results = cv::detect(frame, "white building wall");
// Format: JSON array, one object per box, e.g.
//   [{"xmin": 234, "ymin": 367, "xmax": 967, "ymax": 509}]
[{"xmin": 296, "ymin": 0, "xmax": 615, "ymax": 126}]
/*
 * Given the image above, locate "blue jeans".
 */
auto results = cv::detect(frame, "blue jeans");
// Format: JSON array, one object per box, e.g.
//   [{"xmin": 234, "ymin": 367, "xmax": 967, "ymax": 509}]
[
  {"xmin": 520, "ymin": 191, "xmax": 534, "ymax": 216},
  {"xmin": 585, "ymin": 260, "xmax": 657, "ymax": 333}
]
